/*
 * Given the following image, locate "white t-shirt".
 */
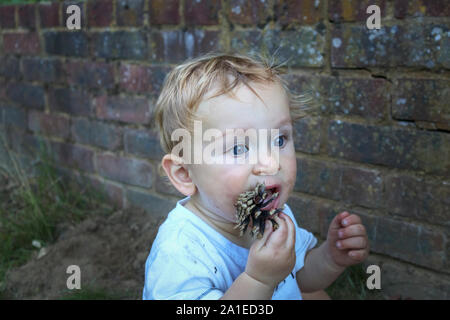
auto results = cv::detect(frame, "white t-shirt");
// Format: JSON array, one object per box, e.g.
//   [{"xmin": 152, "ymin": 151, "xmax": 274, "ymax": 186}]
[{"xmin": 143, "ymin": 196, "xmax": 317, "ymax": 300}]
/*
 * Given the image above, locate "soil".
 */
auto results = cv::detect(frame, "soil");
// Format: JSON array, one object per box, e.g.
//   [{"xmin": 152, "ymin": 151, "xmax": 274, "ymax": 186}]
[{"xmin": 3, "ymin": 206, "xmax": 165, "ymax": 300}]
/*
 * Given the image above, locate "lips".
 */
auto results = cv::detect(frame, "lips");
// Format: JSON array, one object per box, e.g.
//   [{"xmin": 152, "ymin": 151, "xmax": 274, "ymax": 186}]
[{"xmin": 259, "ymin": 184, "xmax": 281, "ymax": 211}]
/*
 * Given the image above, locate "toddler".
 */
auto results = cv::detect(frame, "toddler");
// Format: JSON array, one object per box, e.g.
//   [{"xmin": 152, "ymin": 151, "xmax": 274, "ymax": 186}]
[{"xmin": 143, "ymin": 53, "xmax": 369, "ymax": 300}]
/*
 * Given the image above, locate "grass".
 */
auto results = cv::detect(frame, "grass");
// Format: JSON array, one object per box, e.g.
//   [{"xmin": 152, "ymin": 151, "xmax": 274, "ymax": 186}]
[
  {"xmin": 0, "ymin": 136, "xmax": 113, "ymax": 298},
  {"xmin": 325, "ymin": 263, "xmax": 385, "ymax": 300},
  {"xmin": 59, "ymin": 286, "xmax": 133, "ymax": 300}
]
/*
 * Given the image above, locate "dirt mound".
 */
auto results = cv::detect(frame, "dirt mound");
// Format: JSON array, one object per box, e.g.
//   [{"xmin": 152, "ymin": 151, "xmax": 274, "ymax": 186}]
[{"xmin": 3, "ymin": 208, "xmax": 165, "ymax": 300}]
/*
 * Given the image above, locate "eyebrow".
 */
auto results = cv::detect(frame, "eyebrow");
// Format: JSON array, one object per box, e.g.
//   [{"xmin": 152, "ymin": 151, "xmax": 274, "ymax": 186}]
[{"xmin": 220, "ymin": 117, "xmax": 292, "ymax": 138}]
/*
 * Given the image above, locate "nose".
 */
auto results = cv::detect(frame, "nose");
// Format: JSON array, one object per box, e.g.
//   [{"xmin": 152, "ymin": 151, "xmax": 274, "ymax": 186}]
[{"xmin": 252, "ymin": 149, "xmax": 280, "ymax": 176}]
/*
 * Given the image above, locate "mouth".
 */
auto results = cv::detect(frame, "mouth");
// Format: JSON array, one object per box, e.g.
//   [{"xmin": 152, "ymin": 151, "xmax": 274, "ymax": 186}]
[{"xmin": 259, "ymin": 184, "xmax": 281, "ymax": 211}]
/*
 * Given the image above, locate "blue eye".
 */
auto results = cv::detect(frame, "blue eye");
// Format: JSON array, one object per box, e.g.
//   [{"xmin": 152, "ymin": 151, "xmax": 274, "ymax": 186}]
[
  {"xmin": 233, "ymin": 144, "xmax": 248, "ymax": 156},
  {"xmin": 274, "ymin": 135, "xmax": 287, "ymax": 147}
]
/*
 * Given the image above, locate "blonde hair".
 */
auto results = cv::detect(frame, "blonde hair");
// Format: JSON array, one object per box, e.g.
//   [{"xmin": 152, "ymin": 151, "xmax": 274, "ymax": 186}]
[{"xmin": 154, "ymin": 51, "xmax": 314, "ymax": 159}]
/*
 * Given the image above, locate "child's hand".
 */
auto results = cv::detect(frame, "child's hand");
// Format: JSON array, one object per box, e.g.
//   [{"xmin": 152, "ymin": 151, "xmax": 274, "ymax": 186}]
[
  {"xmin": 325, "ymin": 211, "xmax": 369, "ymax": 268},
  {"xmin": 244, "ymin": 212, "xmax": 296, "ymax": 290}
]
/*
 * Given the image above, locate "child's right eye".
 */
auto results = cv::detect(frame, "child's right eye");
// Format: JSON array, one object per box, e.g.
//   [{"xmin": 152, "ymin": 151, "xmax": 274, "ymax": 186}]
[{"xmin": 232, "ymin": 144, "xmax": 249, "ymax": 156}]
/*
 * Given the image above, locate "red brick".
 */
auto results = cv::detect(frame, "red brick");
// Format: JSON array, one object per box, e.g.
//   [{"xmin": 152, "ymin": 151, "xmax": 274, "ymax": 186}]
[
  {"xmin": 87, "ymin": 177, "xmax": 124, "ymax": 208},
  {"xmin": 149, "ymin": 0, "xmax": 179, "ymax": 25},
  {"xmin": 65, "ymin": 60, "xmax": 115, "ymax": 89},
  {"xmin": 50, "ymin": 141, "xmax": 95, "ymax": 173},
  {"xmin": 287, "ymin": 195, "xmax": 326, "ymax": 234},
  {"xmin": 87, "ymin": 0, "xmax": 113, "ymax": 27},
  {"xmin": 71, "ymin": 118, "xmax": 122, "ymax": 150},
  {"xmin": 392, "ymin": 79, "xmax": 450, "ymax": 126},
  {"xmin": 184, "ymin": 0, "xmax": 221, "ymax": 25},
  {"xmin": 96, "ymin": 153, "xmax": 153, "ymax": 188},
  {"xmin": 48, "ymin": 87, "xmax": 93, "ymax": 117},
  {"xmin": 28, "ymin": 111, "xmax": 70, "ymax": 139},
  {"xmin": 124, "ymin": 128, "xmax": 164, "ymax": 160},
  {"xmin": 3, "ymin": 32, "xmax": 41, "ymax": 55},
  {"xmin": 95, "ymin": 95, "xmax": 151, "ymax": 125},
  {"xmin": 6, "ymin": 83, "xmax": 45, "ymax": 110},
  {"xmin": 276, "ymin": 0, "xmax": 323, "ymax": 25},
  {"xmin": 22, "ymin": 58, "xmax": 65, "ymax": 84},
  {"xmin": 0, "ymin": 6, "xmax": 16, "ymax": 29},
  {"xmin": 293, "ymin": 117, "xmax": 322, "ymax": 154},
  {"xmin": 116, "ymin": 0, "xmax": 145, "ymax": 26},
  {"xmin": 329, "ymin": 0, "xmax": 386, "ymax": 22},
  {"xmin": 0, "ymin": 55, "xmax": 20, "ymax": 79},
  {"xmin": 119, "ymin": 63, "xmax": 170, "ymax": 95},
  {"xmin": 395, "ymin": 0, "xmax": 450, "ymax": 18},
  {"xmin": 386, "ymin": 174, "xmax": 450, "ymax": 227},
  {"xmin": 229, "ymin": 0, "xmax": 271, "ymax": 26},
  {"xmin": 18, "ymin": 4, "xmax": 36, "ymax": 29},
  {"xmin": 39, "ymin": 2, "xmax": 60, "ymax": 28}
]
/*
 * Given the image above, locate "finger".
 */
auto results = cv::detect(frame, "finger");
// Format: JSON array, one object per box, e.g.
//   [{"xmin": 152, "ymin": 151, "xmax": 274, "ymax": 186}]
[
  {"xmin": 336, "ymin": 236, "xmax": 368, "ymax": 250},
  {"xmin": 279, "ymin": 212, "xmax": 296, "ymax": 250},
  {"xmin": 255, "ymin": 219, "xmax": 274, "ymax": 249},
  {"xmin": 267, "ymin": 214, "xmax": 288, "ymax": 247},
  {"xmin": 338, "ymin": 224, "xmax": 366, "ymax": 239},
  {"xmin": 341, "ymin": 214, "xmax": 362, "ymax": 227},
  {"xmin": 347, "ymin": 249, "xmax": 369, "ymax": 261},
  {"xmin": 329, "ymin": 211, "xmax": 351, "ymax": 232}
]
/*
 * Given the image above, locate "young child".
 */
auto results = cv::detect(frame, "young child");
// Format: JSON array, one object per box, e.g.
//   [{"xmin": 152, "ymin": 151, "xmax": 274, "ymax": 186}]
[{"xmin": 143, "ymin": 53, "xmax": 369, "ymax": 300}]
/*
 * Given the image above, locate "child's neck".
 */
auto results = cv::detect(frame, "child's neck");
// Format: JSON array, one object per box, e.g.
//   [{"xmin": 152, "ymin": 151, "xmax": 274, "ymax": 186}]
[{"xmin": 183, "ymin": 196, "xmax": 254, "ymax": 249}]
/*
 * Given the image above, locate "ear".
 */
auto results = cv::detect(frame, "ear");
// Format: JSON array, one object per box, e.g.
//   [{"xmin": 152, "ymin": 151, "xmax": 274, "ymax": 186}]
[{"xmin": 161, "ymin": 153, "xmax": 196, "ymax": 196}]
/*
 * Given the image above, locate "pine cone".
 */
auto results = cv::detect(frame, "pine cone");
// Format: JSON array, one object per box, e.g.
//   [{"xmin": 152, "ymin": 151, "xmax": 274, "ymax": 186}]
[{"xmin": 234, "ymin": 182, "xmax": 284, "ymax": 239}]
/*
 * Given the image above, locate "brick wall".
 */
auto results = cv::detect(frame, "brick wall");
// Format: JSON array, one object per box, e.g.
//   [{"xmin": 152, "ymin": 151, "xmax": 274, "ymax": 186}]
[{"xmin": 0, "ymin": 0, "xmax": 449, "ymax": 299}]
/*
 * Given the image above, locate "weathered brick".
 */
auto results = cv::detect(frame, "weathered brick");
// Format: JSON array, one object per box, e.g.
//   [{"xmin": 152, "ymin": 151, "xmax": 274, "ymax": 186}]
[
  {"xmin": 117, "ymin": 0, "xmax": 145, "ymax": 26},
  {"xmin": 149, "ymin": 0, "xmax": 179, "ymax": 25},
  {"xmin": 276, "ymin": 0, "xmax": 323, "ymax": 25},
  {"xmin": 286, "ymin": 195, "xmax": 325, "ymax": 234},
  {"xmin": 49, "ymin": 141, "xmax": 95, "ymax": 173},
  {"xmin": 231, "ymin": 27, "xmax": 325, "ymax": 67},
  {"xmin": 328, "ymin": 120, "xmax": 450, "ymax": 174},
  {"xmin": 6, "ymin": 83, "xmax": 45, "ymax": 110},
  {"xmin": 395, "ymin": 0, "xmax": 450, "ymax": 18},
  {"xmin": 328, "ymin": 0, "xmax": 386, "ymax": 22},
  {"xmin": 1, "ymin": 104, "xmax": 27, "ymax": 129},
  {"xmin": 44, "ymin": 31, "xmax": 88, "ymax": 57},
  {"xmin": 22, "ymin": 58, "xmax": 65, "ymax": 83},
  {"xmin": 87, "ymin": 0, "xmax": 113, "ymax": 27},
  {"xmin": 95, "ymin": 95, "xmax": 151, "ymax": 124},
  {"xmin": 372, "ymin": 216, "xmax": 446, "ymax": 272},
  {"xmin": 0, "ymin": 55, "xmax": 20, "ymax": 79},
  {"xmin": 28, "ymin": 111, "xmax": 70, "ymax": 139},
  {"xmin": 91, "ymin": 31, "xmax": 148, "ymax": 60},
  {"xmin": 3, "ymin": 32, "xmax": 41, "ymax": 55},
  {"xmin": 294, "ymin": 157, "xmax": 383, "ymax": 208},
  {"xmin": 48, "ymin": 87, "xmax": 93, "ymax": 117},
  {"xmin": 65, "ymin": 60, "xmax": 115, "ymax": 89},
  {"xmin": 0, "ymin": 6, "xmax": 16, "ymax": 29},
  {"xmin": 366, "ymin": 256, "xmax": 450, "ymax": 300},
  {"xmin": 151, "ymin": 29, "xmax": 220, "ymax": 63},
  {"xmin": 124, "ymin": 128, "xmax": 164, "ymax": 160},
  {"xmin": 71, "ymin": 118, "xmax": 122, "ymax": 150},
  {"xmin": 229, "ymin": 0, "xmax": 271, "ymax": 26},
  {"xmin": 392, "ymin": 79, "xmax": 450, "ymax": 126},
  {"xmin": 292, "ymin": 116, "xmax": 322, "ymax": 154},
  {"xmin": 125, "ymin": 189, "xmax": 177, "ymax": 217},
  {"xmin": 319, "ymin": 76, "xmax": 388, "ymax": 119},
  {"xmin": 386, "ymin": 174, "xmax": 450, "ymax": 228},
  {"xmin": 39, "ymin": 2, "xmax": 60, "ymax": 28},
  {"xmin": 184, "ymin": 0, "xmax": 221, "ymax": 26},
  {"xmin": 96, "ymin": 153, "xmax": 153, "ymax": 188},
  {"xmin": 331, "ymin": 22, "xmax": 450, "ymax": 69},
  {"xmin": 18, "ymin": 4, "xmax": 36, "ymax": 29},
  {"xmin": 119, "ymin": 63, "xmax": 170, "ymax": 95},
  {"xmin": 86, "ymin": 177, "xmax": 124, "ymax": 208}
]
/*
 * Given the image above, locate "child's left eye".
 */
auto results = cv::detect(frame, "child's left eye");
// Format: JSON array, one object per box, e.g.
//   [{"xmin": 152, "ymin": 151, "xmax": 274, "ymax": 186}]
[{"xmin": 274, "ymin": 135, "xmax": 287, "ymax": 148}]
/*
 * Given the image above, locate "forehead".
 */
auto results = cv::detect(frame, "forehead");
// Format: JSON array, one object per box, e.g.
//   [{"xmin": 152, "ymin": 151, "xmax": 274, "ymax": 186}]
[{"xmin": 196, "ymin": 81, "xmax": 291, "ymax": 130}]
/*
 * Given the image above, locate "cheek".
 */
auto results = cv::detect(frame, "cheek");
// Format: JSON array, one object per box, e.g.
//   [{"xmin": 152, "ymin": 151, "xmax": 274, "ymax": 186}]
[{"xmin": 282, "ymin": 154, "xmax": 297, "ymax": 190}]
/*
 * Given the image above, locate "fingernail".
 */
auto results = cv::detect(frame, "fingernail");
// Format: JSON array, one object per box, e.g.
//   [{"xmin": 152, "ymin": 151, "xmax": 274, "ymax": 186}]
[
  {"xmin": 336, "ymin": 241, "xmax": 342, "ymax": 248},
  {"xmin": 342, "ymin": 219, "xmax": 348, "ymax": 226}
]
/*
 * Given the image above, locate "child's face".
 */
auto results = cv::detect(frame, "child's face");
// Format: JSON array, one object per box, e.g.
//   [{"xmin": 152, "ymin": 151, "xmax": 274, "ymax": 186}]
[{"xmin": 187, "ymin": 80, "xmax": 297, "ymax": 225}]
